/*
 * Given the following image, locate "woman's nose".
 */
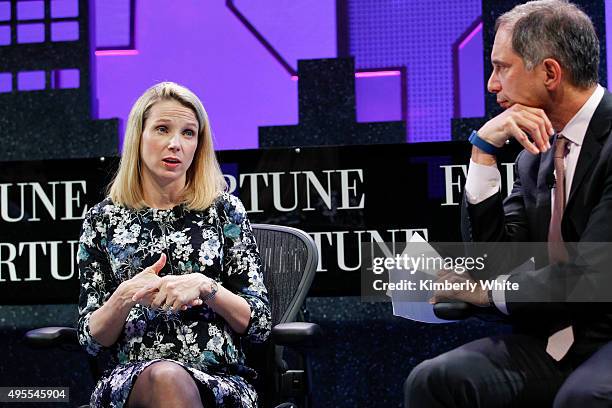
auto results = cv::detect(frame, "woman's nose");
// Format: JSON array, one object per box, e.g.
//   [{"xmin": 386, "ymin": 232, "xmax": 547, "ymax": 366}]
[{"xmin": 167, "ymin": 134, "xmax": 181, "ymax": 151}]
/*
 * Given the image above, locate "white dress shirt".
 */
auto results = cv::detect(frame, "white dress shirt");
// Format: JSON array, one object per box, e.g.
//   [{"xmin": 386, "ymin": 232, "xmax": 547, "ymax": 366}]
[{"xmin": 464, "ymin": 84, "xmax": 605, "ymax": 314}]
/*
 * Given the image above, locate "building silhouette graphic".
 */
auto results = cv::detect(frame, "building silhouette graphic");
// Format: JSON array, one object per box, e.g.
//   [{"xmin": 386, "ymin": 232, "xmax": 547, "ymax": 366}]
[{"xmin": 0, "ymin": 0, "xmax": 117, "ymax": 161}]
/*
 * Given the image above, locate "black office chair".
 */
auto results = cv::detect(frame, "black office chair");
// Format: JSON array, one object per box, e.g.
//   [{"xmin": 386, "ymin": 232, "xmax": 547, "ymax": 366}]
[
  {"xmin": 26, "ymin": 224, "xmax": 322, "ymax": 408},
  {"xmin": 249, "ymin": 224, "xmax": 322, "ymax": 407}
]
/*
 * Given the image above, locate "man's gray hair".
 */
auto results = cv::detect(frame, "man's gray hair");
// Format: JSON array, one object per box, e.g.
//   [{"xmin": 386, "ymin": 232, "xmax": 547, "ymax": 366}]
[{"xmin": 496, "ymin": 0, "xmax": 599, "ymax": 88}]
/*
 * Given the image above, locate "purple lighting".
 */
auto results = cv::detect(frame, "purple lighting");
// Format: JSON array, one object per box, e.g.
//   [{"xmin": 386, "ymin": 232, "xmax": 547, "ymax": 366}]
[
  {"xmin": 0, "ymin": 26, "xmax": 11, "ymax": 45},
  {"xmin": 348, "ymin": 0, "xmax": 482, "ymax": 142},
  {"xmin": 458, "ymin": 21, "xmax": 482, "ymax": 50},
  {"xmin": 17, "ymin": 23, "xmax": 45, "ymax": 44},
  {"xmin": 0, "ymin": 73, "xmax": 11, "ymax": 93},
  {"xmin": 454, "ymin": 17, "xmax": 485, "ymax": 118},
  {"xmin": 291, "ymin": 70, "xmax": 401, "ymax": 81},
  {"xmin": 355, "ymin": 70, "xmax": 400, "ymax": 78},
  {"xmin": 17, "ymin": 71, "xmax": 45, "ymax": 91},
  {"xmin": 95, "ymin": 0, "xmax": 134, "ymax": 49},
  {"xmin": 17, "ymin": 1, "xmax": 44, "ymax": 21},
  {"xmin": 95, "ymin": 49, "xmax": 139, "ymax": 56},
  {"xmin": 0, "ymin": 2, "xmax": 10, "ymax": 21},
  {"xmin": 51, "ymin": 21, "xmax": 79, "ymax": 42},
  {"xmin": 228, "ymin": 0, "xmax": 336, "ymax": 76},
  {"xmin": 51, "ymin": 0, "xmax": 79, "ymax": 18},
  {"xmin": 52, "ymin": 69, "xmax": 80, "ymax": 89},
  {"xmin": 95, "ymin": 0, "xmax": 300, "ymax": 151},
  {"xmin": 356, "ymin": 69, "xmax": 403, "ymax": 123}
]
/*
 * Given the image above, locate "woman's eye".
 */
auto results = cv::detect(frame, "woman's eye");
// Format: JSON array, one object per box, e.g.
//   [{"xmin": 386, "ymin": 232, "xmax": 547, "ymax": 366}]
[
  {"xmin": 184, "ymin": 130, "xmax": 195, "ymax": 137},
  {"xmin": 156, "ymin": 126, "xmax": 167, "ymax": 133}
]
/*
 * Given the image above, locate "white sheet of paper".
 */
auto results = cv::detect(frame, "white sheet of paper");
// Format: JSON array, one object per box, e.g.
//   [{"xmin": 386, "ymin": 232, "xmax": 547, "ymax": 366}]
[{"xmin": 389, "ymin": 232, "xmax": 451, "ymax": 324}]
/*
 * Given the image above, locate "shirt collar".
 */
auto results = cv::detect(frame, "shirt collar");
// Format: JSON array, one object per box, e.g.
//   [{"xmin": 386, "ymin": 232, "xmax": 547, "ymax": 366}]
[{"xmin": 559, "ymin": 84, "xmax": 604, "ymax": 146}]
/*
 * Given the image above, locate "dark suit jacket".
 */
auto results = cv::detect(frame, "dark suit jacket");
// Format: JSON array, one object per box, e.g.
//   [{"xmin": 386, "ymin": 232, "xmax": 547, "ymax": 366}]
[{"xmin": 462, "ymin": 90, "xmax": 612, "ymax": 362}]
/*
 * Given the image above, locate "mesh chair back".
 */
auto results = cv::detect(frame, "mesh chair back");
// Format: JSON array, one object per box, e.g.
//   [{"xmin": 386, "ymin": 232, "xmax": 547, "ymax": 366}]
[
  {"xmin": 248, "ymin": 224, "xmax": 318, "ymax": 406},
  {"xmin": 251, "ymin": 224, "xmax": 318, "ymax": 327}
]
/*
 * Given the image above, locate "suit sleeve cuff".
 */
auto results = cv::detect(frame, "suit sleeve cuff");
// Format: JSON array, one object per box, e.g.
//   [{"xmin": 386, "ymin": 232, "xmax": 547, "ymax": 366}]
[
  {"xmin": 465, "ymin": 159, "xmax": 502, "ymax": 204},
  {"xmin": 490, "ymin": 274, "xmax": 510, "ymax": 315}
]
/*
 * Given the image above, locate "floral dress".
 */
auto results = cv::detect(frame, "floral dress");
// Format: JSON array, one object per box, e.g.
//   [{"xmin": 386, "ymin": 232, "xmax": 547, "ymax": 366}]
[{"xmin": 77, "ymin": 193, "xmax": 271, "ymax": 408}]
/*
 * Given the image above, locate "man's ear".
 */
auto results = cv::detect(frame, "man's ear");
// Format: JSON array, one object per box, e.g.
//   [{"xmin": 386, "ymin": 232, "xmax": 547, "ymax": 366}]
[{"xmin": 542, "ymin": 58, "xmax": 562, "ymax": 90}]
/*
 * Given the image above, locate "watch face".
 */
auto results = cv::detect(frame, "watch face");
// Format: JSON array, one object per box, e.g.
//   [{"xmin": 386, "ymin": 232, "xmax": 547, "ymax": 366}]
[{"xmin": 203, "ymin": 281, "xmax": 218, "ymax": 302}]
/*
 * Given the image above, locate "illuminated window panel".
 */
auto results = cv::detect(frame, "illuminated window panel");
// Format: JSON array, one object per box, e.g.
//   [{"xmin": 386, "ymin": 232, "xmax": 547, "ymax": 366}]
[
  {"xmin": 51, "ymin": 21, "xmax": 79, "ymax": 42},
  {"xmin": 17, "ymin": 23, "xmax": 45, "ymax": 43},
  {"xmin": 51, "ymin": 68, "xmax": 79, "ymax": 89},
  {"xmin": 0, "ymin": 25, "xmax": 10, "ymax": 46},
  {"xmin": 0, "ymin": 72, "xmax": 11, "ymax": 93},
  {"xmin": 17, "ymin": 71, "xmax": 46, "ymax": 91},
  {"xmin": 51, "ymin": 0, "xmax": 78, "ymax": 18},
  {"xmin": 95, "ymin": 0, "xmax": 134, "ymax": 49},
  {"xmin": 0, "ymin": 2, "xmax": 11, "ymax": 21},
  {"xmin": 355, "ymin": 70, "xmax": 403, "ymax": 123},
  {"xmin": 456, "ymin": 21, "xmax": 484, "ymax": 118},
  {"xmin": 17, "ymin": 0, "xmax": 44, "ymax": 21}
]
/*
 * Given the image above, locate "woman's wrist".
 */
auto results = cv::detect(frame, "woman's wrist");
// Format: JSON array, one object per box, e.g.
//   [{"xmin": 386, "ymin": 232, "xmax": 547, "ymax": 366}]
[
  {"xmin": 115, "ymin": 282, "xmax": 138, "ymax": 310},
  {"xmin": 199, "ymin": 277, "xmax": 219, "ymax": 303}
]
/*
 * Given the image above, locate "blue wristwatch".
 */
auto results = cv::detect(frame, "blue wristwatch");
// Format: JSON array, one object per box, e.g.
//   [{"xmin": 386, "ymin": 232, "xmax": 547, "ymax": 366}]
[{"xmin": 469, "ymin": 130, "xmax": 502, "ymax": 155}]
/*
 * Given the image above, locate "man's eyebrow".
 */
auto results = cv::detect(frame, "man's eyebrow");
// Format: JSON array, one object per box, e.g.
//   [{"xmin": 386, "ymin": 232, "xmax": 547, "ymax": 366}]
[{"xmin": 491, "ymin": 59, "xmax": 509, "ymax": 66}]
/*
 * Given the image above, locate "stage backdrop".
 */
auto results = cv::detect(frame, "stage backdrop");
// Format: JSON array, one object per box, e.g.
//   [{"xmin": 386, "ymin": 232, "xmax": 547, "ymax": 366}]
[{"xmin": 0, "ymin": 141, "xmax": 521, "ymax": 304}]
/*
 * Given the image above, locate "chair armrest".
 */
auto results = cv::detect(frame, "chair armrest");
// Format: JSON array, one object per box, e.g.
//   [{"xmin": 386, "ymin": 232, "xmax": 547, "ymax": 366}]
[
  {"xmin": 433, "ymin": 302, "xmax": 506, "ymax": 321},
  {"xmin": 24, "ymin": 327, "xmax": 78, "ymax": 348},
  {"xmin": 433, "ymin": 302, "xmax": 475, "ymax": 320},
  {"xmin": 272, "ymin": 322, "xmax": 322, "ymax": 348}
]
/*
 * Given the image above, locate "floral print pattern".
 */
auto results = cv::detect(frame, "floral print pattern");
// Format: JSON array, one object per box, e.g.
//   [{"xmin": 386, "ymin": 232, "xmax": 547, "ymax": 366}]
[{"xmin": 77, "ymin": 193, "xmax": 271, "ymax": 407}]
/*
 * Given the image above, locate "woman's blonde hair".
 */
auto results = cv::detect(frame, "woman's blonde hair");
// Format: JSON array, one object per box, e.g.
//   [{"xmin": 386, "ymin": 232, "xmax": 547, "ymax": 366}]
[{"xmin": 108, "ymin": 82, "xmax": 227, "ymax": 210}]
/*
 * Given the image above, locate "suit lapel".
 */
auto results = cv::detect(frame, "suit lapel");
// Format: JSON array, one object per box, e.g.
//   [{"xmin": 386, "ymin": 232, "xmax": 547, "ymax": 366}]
[
  {"xmin": 534, "ymin": 90, "xmax": 612, "ymax": 241},
  {"xmin": 566, "ymin": 91, "xmax": 612, "ymax": 212}
]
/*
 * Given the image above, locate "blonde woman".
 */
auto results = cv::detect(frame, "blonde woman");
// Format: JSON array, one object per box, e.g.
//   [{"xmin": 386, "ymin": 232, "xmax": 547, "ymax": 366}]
[{"xmin": 77, "ymin": 82, "xmax": 270, "ymax": 407}]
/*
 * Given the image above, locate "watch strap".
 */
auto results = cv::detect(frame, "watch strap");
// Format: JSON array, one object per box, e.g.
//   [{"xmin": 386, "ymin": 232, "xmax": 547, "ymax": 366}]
[
  {"xmin": 469, "ymin": 130, "xmax": 502, "ymax": 155},
  {"xmin": 201, "ymin": 280, "xmax": 219, "ymax": 303}
]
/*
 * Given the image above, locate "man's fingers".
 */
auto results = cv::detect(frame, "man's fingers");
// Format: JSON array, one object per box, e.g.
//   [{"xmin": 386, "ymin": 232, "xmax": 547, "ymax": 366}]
[
  {"xmin": 435, "ymin": 273, "xmax": 463, "ymax": 285},
  {"xmin": 521, "ymin": 105, "xmax": 555, "ymax": 138},
  {"xmin": 430, "ymin": 288, "xmax": 466, "ymax": 304},
  {"xmin": 508, "ymin": 121, "xmax": 539, "ymax": 154},
  {"xmin": 512, "ymin": 114, "xmax": 546, "ymax": 152},
  {"xmin": 520, "ymin": 110, "xmax": 550, "ymax": 151},
  {"xmin": 429, "ymin": 291, "xmax": 454, "ymax": 304},
  {"xmin": 477, "ymin": 103, "xmax": 554, "ymax": 151},
  {"xmin": 508, "ymin": 105, "xmax": 554, "ymax": 152},
  {"xmin": 436, "ymin": 268, "xmax": 454, "ymax": 279}
]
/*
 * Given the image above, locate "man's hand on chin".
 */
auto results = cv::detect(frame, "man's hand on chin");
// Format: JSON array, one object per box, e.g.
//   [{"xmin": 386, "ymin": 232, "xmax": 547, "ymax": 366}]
[
  {"xmin": 476, "ymin": 103, "xmax": 555, "ymax": 155},
  {"xmin": 429, "ymin": 269, "xmax": 490, "ymax": 307}
]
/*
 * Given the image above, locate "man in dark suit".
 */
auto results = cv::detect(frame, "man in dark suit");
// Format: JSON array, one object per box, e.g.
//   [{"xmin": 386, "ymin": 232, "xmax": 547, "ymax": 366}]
[{"xmin": 405, "ymin": 1, "xmax": 612, "ymax": 407}]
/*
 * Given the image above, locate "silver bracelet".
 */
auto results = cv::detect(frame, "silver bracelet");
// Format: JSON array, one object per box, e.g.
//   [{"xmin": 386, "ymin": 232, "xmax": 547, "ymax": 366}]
[{"xmin": 201, "ymin": 280, "xmax": 218, "ymax": 303}]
